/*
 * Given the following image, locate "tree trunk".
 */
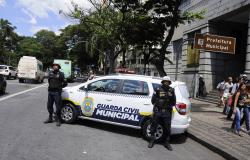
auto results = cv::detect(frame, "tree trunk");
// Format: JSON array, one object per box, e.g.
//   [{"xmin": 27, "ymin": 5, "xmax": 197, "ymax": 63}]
[
  {"xmin": 154, "ymin": 59, "xmax": 167, "ymax": 77},
  {"xmin": 154, "ymin": 0, "xmax": 181, "ymax": 77},
  {"xmin": 122, "ymin": 48, "xmax": 126, "ymax": 67},
  {"xmin": 108, "ymin": 48, "xmax": 115, "ymax": 74},
  {"xmin": 143, "ymin": 61, "xmax": 147, "ymax": 75}
]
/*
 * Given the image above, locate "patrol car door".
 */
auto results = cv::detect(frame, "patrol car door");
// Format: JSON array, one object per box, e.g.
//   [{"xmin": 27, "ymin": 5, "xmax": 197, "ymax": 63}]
[
  {"xmin": 79, "ymin": 79, "xmax": 121, "ymax": 118},
  {"xmin": 111, "ymin": 79, "xmax": 151, "ymax": 126}
]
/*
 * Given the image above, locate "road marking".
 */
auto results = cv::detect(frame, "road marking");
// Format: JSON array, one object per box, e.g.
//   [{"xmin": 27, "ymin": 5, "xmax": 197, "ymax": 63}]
[{"xmin": 0, "ymin": 83, "xmax": 48, "ymax": 102}]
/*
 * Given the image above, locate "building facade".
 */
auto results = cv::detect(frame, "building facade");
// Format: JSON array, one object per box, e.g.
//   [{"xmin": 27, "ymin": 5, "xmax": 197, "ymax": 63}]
[{"xmin": 165, "ymin": 0, "xmax": 250, "ymax": 97}]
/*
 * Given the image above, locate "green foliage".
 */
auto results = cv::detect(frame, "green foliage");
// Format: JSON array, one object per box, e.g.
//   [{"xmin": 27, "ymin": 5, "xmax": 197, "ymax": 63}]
[
  {"xmin": 0, "ymin": 19, "xmax": 18, "ymax": 65},
  {"xmin": 182, "ymin": 9, "xmax": 205, "ymax": 24}
]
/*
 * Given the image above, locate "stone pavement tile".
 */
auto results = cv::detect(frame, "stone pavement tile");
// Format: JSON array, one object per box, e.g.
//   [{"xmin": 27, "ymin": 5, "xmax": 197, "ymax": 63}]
[
  {"xmin": 189, "ymin": 121, "xmax": 249, "ymax": 160},
  {"xmin": 189, "ymin": 100, "xmax": 250, "ymax": 160}
]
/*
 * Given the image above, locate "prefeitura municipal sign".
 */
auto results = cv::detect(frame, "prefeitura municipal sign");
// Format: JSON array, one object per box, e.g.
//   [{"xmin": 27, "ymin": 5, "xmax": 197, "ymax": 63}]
[{"xmin": 194, "ymin": 33, "xmax": 236, "ymax": 54}]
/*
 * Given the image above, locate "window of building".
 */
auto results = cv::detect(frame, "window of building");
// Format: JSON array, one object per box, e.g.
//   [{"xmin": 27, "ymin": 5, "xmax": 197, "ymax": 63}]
[{"xmin": 173, "ymin": 39, "xmax": 183, "ymax": 60}]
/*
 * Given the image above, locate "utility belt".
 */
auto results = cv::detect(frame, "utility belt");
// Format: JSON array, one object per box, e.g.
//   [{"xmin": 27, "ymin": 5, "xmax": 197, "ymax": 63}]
[{"xmin": 153, "ymin": 106, "xmax": 171, "ymax": 113}]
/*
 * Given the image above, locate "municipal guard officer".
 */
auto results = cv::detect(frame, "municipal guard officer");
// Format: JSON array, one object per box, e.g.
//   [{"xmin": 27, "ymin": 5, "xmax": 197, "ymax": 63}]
[
  {"xmin": 148, "ymin": 76, "xmax": 176, "ymax": 150},
  {"xmin": 44, "ymin": 63, "xmax": 67, "ymax": 126}
]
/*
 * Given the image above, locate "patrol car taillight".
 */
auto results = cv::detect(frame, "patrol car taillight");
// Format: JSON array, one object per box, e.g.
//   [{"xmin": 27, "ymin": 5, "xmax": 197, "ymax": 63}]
[{"xmin": 176, "ymin": 103, "xmax": 187, "ymax": 115}]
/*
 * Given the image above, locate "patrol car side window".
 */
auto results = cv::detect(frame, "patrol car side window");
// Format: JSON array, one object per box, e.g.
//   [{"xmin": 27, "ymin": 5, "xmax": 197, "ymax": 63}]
[
  {"xmin": 121, "ymin": 80, "xmax": 149, "ymax": 95},
  {"xmin": 152, "ymin": 83, "xmax": 161, "ymax": 91},
  {"xmin": 87, "ymin": 79, "xmax": 120, "ymax": 93}
]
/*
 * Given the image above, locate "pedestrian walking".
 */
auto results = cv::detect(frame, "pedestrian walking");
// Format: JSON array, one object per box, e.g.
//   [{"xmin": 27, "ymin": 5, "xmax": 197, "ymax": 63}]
[
  {"xmin": 88, "ymin": 70, "xmax": 95, "ymax": 81},
  {"xmin": 197, "ymin": 75, "xmax": 206, "ymax": 97},
  {"xmin": 222, "ymin": 77, "xmax": 233, "ymax": 115},
  {"xmin": 148, "ymin": 76, "xmax": 176, "ymax": 151},
  {"xmin": 44, "ymin": 63, "xmax": 68, "ymax": 127},
  {"xmin": 239, "ymin": 83, "xmax": 250, "ymax": 135},
  {"xmin": 227, "ymin": 76, "xmax": 244, "ymax": 120},
  {"xmin": 232, "ymin": 83, "xmax": 247, "ymax": 136},
  {"xmin": 216, "ymin": 78, "xmax": 226, "ymax": 107}
]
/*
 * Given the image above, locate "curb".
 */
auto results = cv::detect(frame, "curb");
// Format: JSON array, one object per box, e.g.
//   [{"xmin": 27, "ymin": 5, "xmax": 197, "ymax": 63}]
[{"xmin": 187, "ymin": 131, "xmax": 238, "ymax": 160}]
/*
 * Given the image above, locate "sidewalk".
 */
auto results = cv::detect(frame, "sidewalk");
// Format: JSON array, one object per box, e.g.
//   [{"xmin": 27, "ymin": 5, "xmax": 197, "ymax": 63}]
[{"xmin": 188, "ymin": 99, "xmax": 250, "ymax": 160}]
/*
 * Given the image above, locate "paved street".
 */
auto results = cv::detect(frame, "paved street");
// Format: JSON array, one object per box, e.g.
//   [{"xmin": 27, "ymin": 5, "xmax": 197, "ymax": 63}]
[{"xmin": 0, "ymin": 80, "xmax": 225, "ymax": 160}]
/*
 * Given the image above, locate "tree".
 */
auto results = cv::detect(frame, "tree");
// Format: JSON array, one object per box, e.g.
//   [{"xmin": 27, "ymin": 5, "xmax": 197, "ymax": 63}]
[
  {"xmin": 111, "ymin": 0, "xmax": 203, "ymax": 76},
  {"xmin": 137, "ymin": 0, "xmax": 204, "ymax": 76},
  {"xmin": 0, "ymin": 19, "xmax": 18, "ymax": 65},
  {"xmin": 17, "ymin": 37, "xmax": 45, "ymax": 60},
  {"xmin": 66, "ymin": 0, "xmax": 136, "ymax": 73},
  {"xmin": 35, "ymin": 30, "xmax": 58, "ymax": 67},
  {"xmin": 58, "ymin": 24, "xmax": 99, "ymax": 71}
]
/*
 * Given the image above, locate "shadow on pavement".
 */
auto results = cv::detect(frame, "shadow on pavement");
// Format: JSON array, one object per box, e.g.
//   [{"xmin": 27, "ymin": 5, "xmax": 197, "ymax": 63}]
[
  {"xmin": 191, "ymin": 104, "xmax": 222, "ymax": 113},
  {"xmin": 0, "ymin": 92, "xmax": 9, "ymax": 97},
  {"xmin": 221, "ymin": 127, "xmax": 233, "ymax": 133},
  {"xmin": 69, "ymin": 119, "xmax": 187, "ymax": 144},
  {"xmin": 170, "ymin": 134, "xmax": 187, "ymax": 144},
  {"xmin": 74, "ymin": 119, "xmax": 142, "ymax": 138}
]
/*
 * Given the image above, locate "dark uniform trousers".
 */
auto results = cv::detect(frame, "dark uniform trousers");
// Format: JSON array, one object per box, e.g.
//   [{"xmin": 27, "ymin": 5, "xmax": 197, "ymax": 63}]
[
  {"xmin": 47, "ymin": 91, "xmax": 62, "ymax": 117},
  {"xmin": 150, "ymin": 108, "xmax": 172, "ymax": 141}
]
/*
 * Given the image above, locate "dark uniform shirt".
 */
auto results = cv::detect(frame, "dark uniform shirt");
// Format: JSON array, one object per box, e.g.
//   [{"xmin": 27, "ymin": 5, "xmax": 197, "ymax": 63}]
[
  {"xmin": 48, "ymin": 71, "xmax": 67, "ymax": 92},
  {"xmin": 151, "ymin": 85, "xmax": 176, "ymax": 112}
]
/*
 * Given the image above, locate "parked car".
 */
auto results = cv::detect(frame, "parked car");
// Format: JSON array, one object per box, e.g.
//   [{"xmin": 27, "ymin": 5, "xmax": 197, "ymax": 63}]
[
  {"xmin": 61, "ymin": 74, "xmax": 191, "ymax": 141},
  {"xmin": 0, "ymin": 74, "xmax": 7, "ymax": 94},
  {"xmin": 0, "ymin": 65, "xmax": 17, "ymax": 79},
  {"xmin": 17, "ymin": 56, "xmax": 45, "ymax": 83}
]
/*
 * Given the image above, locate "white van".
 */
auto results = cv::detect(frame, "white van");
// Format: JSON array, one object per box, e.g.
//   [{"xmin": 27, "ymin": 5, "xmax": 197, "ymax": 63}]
[{"xmin": 17, "ymin": 56, "xmax": 45, "ymax": 83}]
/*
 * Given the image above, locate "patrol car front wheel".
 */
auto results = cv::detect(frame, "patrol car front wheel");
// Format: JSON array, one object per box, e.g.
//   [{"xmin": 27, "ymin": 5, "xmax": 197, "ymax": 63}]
[
  {"xmin": 61, "ymin": 103, "xmax": 77, "ymax": 123},
  {"xmin": 142, "ymin": 119, "xmax": 165, "ymax": 142}
]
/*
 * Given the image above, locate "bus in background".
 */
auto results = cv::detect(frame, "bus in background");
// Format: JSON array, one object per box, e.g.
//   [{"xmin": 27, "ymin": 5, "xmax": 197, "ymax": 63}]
[
  {"xmin": 53, "ymin": 59, "xmax": 72, "ymax": 82},
  {"xmin": 17, "ymin": 56, "xmax": 45, "ymax": 83}
]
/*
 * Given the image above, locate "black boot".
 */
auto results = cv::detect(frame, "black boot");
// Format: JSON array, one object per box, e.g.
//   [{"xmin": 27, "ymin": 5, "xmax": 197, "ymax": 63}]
[
  {"xmin": 55, "ymin": 115, "xmax": 61, "ymax": 127},
  {"xmin": 56, "ymin": 119, "xmax": 61, "ymax": 127},
  {"xmin": 44, "ymin": 115, "xmax": 53, "ymax": 123},
  {"xmin": 148, "ymin": 136, "xmax": 155, "ymax": 148},
  {"xmin": 148, "ymin": 139, "xmax": 154, "ymax": 148},
  {"xmin": 164, "ymin": 141, "xmax": 173, "ymax": 151}
]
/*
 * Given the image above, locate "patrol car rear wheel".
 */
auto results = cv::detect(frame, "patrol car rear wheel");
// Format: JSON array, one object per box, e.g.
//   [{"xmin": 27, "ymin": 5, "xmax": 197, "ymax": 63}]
[
  {"xmin": 61, "ymin": 103, "xmax": 76, "ymax": 123},
  {"xmin": 142, "ymin": 119, "xmax": 165, "ymax": 142}
]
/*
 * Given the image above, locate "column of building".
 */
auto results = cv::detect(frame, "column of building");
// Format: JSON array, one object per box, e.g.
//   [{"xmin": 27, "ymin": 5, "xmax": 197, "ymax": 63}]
[{"xmin": 245, "ymin": 12, "xmax": 250, "ymax": 75}]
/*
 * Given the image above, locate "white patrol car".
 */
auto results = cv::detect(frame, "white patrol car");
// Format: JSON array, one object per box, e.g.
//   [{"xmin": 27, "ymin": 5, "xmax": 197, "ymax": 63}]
[{"xmin": 61, "ymin": 74, "xmax": 191, "ymax": 141}]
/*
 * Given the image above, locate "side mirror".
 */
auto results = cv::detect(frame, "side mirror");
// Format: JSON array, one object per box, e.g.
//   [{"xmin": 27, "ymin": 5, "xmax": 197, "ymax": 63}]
[
  {"xmin": 80, "ymin": 85, "xmax": 88, "ymax": 91},
  {"xmin": 84, "ymin": 85, "xmax": 88, "ymax": 91}
]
